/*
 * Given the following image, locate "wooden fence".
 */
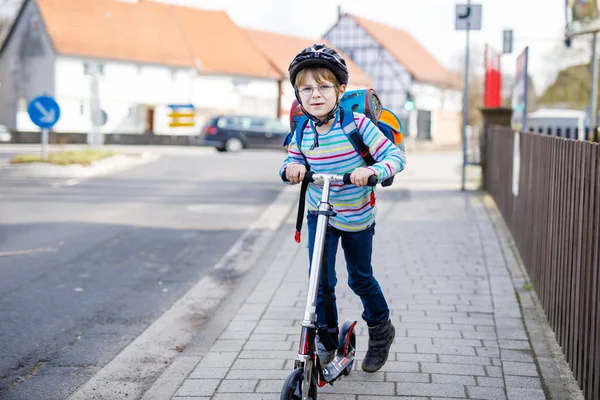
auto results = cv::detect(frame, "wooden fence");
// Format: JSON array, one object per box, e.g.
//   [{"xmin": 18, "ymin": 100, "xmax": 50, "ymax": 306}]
[{"xmin": 485, "ymin": 125, "xmax": 600, "ymax": 399}]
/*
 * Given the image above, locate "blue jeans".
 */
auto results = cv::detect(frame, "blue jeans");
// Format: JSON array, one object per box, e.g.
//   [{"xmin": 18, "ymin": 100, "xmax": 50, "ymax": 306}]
[{"xmin": 307, "ymin": 213, "xmax": 390, "ymax": 329}]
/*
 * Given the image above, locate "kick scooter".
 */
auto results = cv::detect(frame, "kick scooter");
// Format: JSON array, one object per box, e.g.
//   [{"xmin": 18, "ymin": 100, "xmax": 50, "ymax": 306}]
[{"xmin": 280, "ymin": 171, "xmax": 377, "ymax": 400}]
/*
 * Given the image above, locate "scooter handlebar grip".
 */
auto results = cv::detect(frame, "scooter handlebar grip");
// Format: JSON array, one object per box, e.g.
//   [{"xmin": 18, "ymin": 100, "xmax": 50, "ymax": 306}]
[
  {"xmin": 304, "ymin": 171, "xmax": 314, "ymax": 183},
  {"xmin": 342, "ymin": 173, "xmax": 378, "ymax": 187},
  {"xmin": 281, "ymin": 169, "xmax": 289, "ymax": 182}
]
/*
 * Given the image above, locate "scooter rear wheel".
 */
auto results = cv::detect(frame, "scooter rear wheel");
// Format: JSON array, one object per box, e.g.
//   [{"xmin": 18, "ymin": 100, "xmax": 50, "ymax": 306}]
[{"xmin": 280, "ymin": 367, "xmax": 317, "ymax": 400}]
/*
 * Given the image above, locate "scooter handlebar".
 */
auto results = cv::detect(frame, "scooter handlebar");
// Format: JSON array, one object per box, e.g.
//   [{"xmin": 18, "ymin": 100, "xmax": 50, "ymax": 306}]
[{"xmin": 282, "ymin": 169, "xmax": 377, "ymax": 187}]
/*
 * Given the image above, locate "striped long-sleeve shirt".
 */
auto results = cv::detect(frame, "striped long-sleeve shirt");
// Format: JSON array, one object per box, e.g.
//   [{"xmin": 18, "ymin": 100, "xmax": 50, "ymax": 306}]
[{"xmin": 279, "ymin": 110, "xmax": 406, "ymax": 232}]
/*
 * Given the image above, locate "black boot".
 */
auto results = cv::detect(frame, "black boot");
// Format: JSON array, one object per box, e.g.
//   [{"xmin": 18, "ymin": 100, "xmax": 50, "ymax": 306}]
[{"xmin": 361, "ymin": 319, "xmax": 395, "ymax": 373}]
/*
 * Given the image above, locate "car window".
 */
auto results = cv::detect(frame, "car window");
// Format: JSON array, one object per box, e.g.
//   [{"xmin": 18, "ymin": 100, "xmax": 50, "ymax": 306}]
[
  {"xmin": 217, "ymin": 116, "xmax": 253, "ymax": 130},
  {"xmin": 264, "ymin": 119, "xmax": 288, "ymax": 133}
]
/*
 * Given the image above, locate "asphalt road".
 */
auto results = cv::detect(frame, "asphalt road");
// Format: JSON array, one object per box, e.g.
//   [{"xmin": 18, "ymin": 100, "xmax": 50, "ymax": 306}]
[{"xmin": 0, "ymin": 147, "xmax": 288, "ymax": 399}]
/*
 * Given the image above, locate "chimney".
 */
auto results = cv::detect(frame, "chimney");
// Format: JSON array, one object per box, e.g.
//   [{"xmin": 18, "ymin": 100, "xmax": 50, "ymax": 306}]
[{"xmin": 337, "ymin": 5, "xmax": 342, "ymax": 21}]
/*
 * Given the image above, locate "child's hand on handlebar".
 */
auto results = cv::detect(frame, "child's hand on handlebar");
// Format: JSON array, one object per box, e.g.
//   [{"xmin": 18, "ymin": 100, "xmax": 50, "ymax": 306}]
[
  {"xmin": 286, "ymin": 164, "xmax": 307, "ymax": 184},
  {"xmin": 350, "ymin": 167, "xmax": 376, "ymax": 187}
]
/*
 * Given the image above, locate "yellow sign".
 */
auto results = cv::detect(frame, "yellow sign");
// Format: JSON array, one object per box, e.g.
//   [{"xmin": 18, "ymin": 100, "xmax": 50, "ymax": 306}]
[{"xmin": 168, "ymin": 104, "xmax": 195, "ymax": 128}]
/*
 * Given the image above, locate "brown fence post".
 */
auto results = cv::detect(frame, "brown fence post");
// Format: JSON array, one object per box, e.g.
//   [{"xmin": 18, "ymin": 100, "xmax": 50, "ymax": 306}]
[{"xmin": 479, "ymin": 107, "xmax": 513, "ymax": 190}]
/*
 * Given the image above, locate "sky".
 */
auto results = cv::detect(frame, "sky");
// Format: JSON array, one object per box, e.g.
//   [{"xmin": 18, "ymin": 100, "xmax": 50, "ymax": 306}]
[{"xmin": 161, "ymin": 0, "xmax": 582, "ymax": 95}]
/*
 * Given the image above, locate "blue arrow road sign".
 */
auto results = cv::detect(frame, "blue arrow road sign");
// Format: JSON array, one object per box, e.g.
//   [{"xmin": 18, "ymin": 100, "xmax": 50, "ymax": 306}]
[{"xmin": 28, "ymin": 95, "xmax": 61, "ymax": 128}]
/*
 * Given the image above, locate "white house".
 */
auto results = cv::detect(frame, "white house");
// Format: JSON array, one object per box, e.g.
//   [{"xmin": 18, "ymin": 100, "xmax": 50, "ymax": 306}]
[
  {"xmin": 323, "ymin": 13, "xmax": 463, "ymax": 144},
  {"xmin": 0, "ymin": 0, "xmax": 281, "ymax": 136}
]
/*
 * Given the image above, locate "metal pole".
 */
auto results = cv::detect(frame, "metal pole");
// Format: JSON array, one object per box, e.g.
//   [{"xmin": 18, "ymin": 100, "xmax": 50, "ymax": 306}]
[
  {"xmin": 41, "ymin": 128, "xmax": 48, "ymax": 161},
  {"xmin": 461, "ymin": 1, "xmax": 471, "ymax": 191},
  {"xmin": 590, "ymin": 32, "xmax": 599, "ymax": 134},
  {"xmin": 89, "ymin": 62, "xmax": 101, "ymax": 147}
]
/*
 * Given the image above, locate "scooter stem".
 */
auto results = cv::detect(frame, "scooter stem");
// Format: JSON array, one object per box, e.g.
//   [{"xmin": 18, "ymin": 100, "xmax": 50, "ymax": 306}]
[{"xmin": 302, "ymin": 177, "xmax": 332, "ymax": 326}]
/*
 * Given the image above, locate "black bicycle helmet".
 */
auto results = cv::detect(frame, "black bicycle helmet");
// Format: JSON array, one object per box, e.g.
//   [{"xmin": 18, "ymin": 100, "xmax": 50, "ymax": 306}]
[
  {"xmin": 288, "ymin": 44, "xmax": 349, "ymax": 133},
  {"xmin": 288, "ymin": 44, "xmax": 349, "ymax": 87}
]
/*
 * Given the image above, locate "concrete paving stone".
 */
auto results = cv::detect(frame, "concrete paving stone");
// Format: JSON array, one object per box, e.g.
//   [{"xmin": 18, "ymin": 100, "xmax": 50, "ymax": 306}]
[
  {"xmin": 483, "ymin": 340, "xmax": 500, "ymax": 348},
  {"xmin": 219, "ymin": 330, "xmax": 253, "ymax": 340},
  {"xmin": 504, "ymin": 375, "xmax": 542, "ymax": 389},
  {"xmin": 456, "ymin": 306, "xmax": 494, "ymax": 313},
  {"xmin": 226, "ymin": 369, "xmax": 289, "ymax": 380},
  {"xmin": 343, "ymin": 371, "xmax": 385, "ymax": 382},
  {"xmin": 238, "ymin": 350, "xmax": 295, "ymax": 359},
  {"xmin": 453, "ymin": 317, "xmax": 496, "ymax": 326},
  {"xmin": 426, "ymin": 311, "xmax": 471, "ymax": 318},
  {"xmin": 408, "ymin": 304, "xmax": 457, "ymax": 312},
  {"xmin": 432, "ymin": 374, "xmax": 476, "ymax": 385},
  {"xmin": 417, "ymin": 344, "xmax": 477, "ymax": 356},
  {"xmin": 395, "ymin": 337, "xmax": 433, "ymax": 345},
  {"xmin": 248, "ymin": 333, "xmax": 289, "ymax": 342},
  {"xmin": 317, "ymin": 381, "xmax": 396, "ymax": 395},
  {"xmin": 172, "ymin": 397, "xmax": 210, "ymax": 400},
  {"xmin": 216, "ymin": 379, "xmax": 258, "ymax": 393},
  {"xmin": 475, "ymin": 347, "xmax": 501, "ymax": 358},
  {"xmin": 233, "ymin": 313, "xmax": 263, "ymax": 321},
  {"xmin": 395, "ymin": 353, "xmax": 437, "ymax": 362},
  {"xmin": 439, "ymin": 324, "xmax": 476, "ymax": 331},
  {"xmin": 408, "ymin": 329, "xmax": 463, "ymax": 338},
  {"xmin": 476, "ymin": 377, "xmax": 505, "ymax": 387},
  {"xmin": 421, "ymin": 362, "xmax": 486, "ymax": 376},
  {"xmin": 502, "ymin": 362, "xmax": 539, "ymax": 377},
  {"xmin": 467, "ymin": 385, "xmax": 507, "ymax": 400},
  {"xmin": 494, "ymin": 318, "xmax": 525, "ymax": 328},
  {"xmin": 385, "ymin": 372, "xmax": 430, "ymax": 383},
  {"xmin": 190, "ymin": 367, "xmax": 229, "ymax": 379},
  {"xmin": 244, "ymin": 341, "xmax": 293, "ymax": 351},
  {"xmin": 378, "ymin": 361, "xmax": 420, "ymax": 373},
  {"xmin": 254, "ymin": 379, "xmax": 287, "ymax": 393},
  {"xmin": 175, "ymin": 379, "xmax": 221, "ymax": 397},
  {"xmin": 237, "ymin": 303, "xmax": 268, "ymax": 314},
  {"xmin": 396, "ymin": 382, "xmax": 466, "ymax": 398},
  {"xmin": 500, "ymin": 349, "xmax": 535, "ymax": 363},
  {"xmin": 474, "ymin": 325, "xmax": 498, "ymax": 333},
  {"xmin": 197, "ymin": 352, "xmax": 238, "ymax": 368},
  {"xmin": 462, "ymin": 331, "xmax": 498, "ymax": 340},
  {"xmin": 498, "ymin": 340, "xmax": 532, "ymax": 350},
  {"xmin": 257, "ymin": 319, "xmax": 295, "ymax": 327},
  {"xmin": 253, "ymin": 325, "xmax": 299, "ymax": 334},
  {"xmin": 212, "ymin": 394, "xmax": 279, "ymax": 400},
  {"xmin": 395, "ymin": 310, "xmax": 427, "ymax": 317},
  {"xmin": 388, "ymin": 343, "xmax": 418, "ymax": 353},
  {"xmin": 395, "ymin": 322, "xmax": 442, "ymax": 331},
  {"xmin": 360, "ymin": 397, "xmax": 426, "ymax": 400},
  {"xmin": 496, "ymin": 329, "xmax": 528, "ymax": 340},
  {"xmin": 433, "ymin": 338, "xmax": 483, "ymax": 347},
  {"xmin": 231, "ymin": 359, "xmax": 286, "ymax": 370},
  {"xmin": 401, "ymin": 315, "xmax": 453, "ymax": 324},
  {"xmin": 226, "ymin": 321, "xmax": 259, "ymax": 331},
  {"xmin": 485, "ymin": 366, "xmax": 504, "ymax": 377},
  {"xmin": 438, "ymin": 355, "xmax": 493, "ymax": 365},
  {"xmin": 209, "ymin": 340, "xmax": 246, "ymax": 352},
  {"xmin": 506, "ymin": 388, "xmax": 546, "ymax": 399}
]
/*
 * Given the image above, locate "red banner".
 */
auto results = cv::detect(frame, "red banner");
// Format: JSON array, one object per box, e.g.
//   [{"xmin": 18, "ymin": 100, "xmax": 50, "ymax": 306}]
[{"xmin": 484, "ymin": 44, "xmax": 502, "ymax": 108}]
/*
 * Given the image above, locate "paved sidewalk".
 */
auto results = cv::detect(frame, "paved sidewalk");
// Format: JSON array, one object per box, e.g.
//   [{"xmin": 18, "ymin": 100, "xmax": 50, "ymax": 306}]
[{"xmin": 167, "ymin": 154, "xmax": 568, "ymax": 399}]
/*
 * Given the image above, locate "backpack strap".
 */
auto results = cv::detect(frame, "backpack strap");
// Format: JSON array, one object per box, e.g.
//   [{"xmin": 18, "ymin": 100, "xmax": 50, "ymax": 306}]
[
  {"xmin": 339, "ymin": 108, "xmax": 376, "ymax": 166},
  {"xmin": 294, "ymin": 119, "xmax": 310, "ymax": 243},
  {"xmin": 340, "ymin": 108, "xmax": 395, "ymax": 187}
]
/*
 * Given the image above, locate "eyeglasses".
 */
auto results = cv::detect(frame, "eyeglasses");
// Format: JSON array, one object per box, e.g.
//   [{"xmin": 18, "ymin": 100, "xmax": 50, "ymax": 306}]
[{"xmin": 298, "ymin": 84, "xmax": 335, "ymax": 96}]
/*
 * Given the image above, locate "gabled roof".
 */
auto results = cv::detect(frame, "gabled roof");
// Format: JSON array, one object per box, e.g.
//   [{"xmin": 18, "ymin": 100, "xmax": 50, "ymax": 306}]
[
  {"xmin": 30, "ymin": 0, "xmax": 279, "ymax": 79},
  {"xmin": 244, "ymin": 28, "xmax": 373, "ymax": 88},
  {"xmin": 347, "ymin": 14, "xmax": 460, "ymax": 88}
]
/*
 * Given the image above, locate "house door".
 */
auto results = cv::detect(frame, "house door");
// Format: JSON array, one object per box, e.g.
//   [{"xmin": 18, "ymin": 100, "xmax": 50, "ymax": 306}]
[
  {"xmin": 417, "ymin": 110, "xmax": 432, "ymax": 141},
  {"xmin": 145, "ymin": 107, "xmax": 155, "ymax": 134}
]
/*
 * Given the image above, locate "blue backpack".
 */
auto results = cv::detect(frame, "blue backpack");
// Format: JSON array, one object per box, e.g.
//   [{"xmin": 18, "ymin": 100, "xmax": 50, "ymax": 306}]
[{"xmin": 283, "ymin": 88, "xmax": 405, "ymax": 188}]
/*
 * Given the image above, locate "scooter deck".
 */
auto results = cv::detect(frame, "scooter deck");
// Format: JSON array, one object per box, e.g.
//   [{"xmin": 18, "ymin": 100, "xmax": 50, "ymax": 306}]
[{"xmin": 322, "ymin": 355, "xmax": 355, "ymax": 383}]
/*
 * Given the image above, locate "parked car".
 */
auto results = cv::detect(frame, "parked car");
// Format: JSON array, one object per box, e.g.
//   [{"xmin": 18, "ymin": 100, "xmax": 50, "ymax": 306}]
[
  {"xmin": 197, "ymin": 115, "xmax": 289, "ymax": 152},
  {"xmin": 0, "ymin": 124, "xmax": 11, "ymax": 142}
]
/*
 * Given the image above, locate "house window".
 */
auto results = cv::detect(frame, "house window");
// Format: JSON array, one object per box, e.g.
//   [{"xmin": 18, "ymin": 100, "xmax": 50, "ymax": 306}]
[
  {"xmin": 83, "ymin": 62, "xmax": 105, "ymax": 76},
  {"xmin": 80, "ymin": 103, "xmax": 85, "ymax": 115},
  {"xmin": 17, "ymin": 98, "xmax": 27, "ymax": 112}
]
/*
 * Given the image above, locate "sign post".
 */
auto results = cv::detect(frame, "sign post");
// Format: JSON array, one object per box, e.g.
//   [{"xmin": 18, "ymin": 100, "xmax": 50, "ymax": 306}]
[
  {"xmin": 456, "ymin": 2, "xmax": 482, "ymax": 191},
  {"xmin": 27, "ymin": 95, "xmax": 61, "ymax": 161}
]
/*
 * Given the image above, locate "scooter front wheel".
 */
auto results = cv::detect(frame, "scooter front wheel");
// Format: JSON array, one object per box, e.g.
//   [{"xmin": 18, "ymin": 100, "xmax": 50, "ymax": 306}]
[{"xmin": 280, "ymin": 367, "xmax": 318, "ymax": 400}]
